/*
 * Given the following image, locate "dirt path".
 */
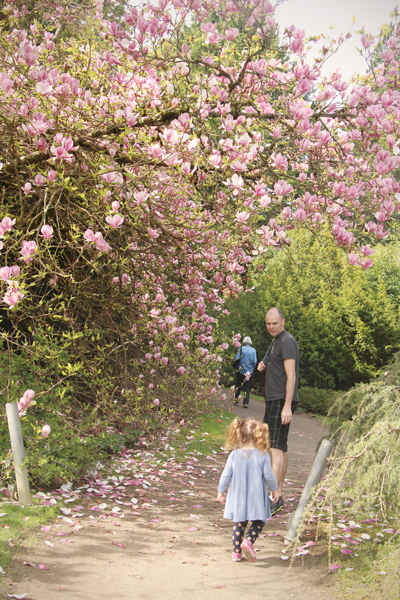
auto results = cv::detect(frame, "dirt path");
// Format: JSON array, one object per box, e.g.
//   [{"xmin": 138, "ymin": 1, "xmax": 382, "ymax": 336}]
[{"xmin": 7, "ymin": 397, "xmax": 334, "ymax": 600}]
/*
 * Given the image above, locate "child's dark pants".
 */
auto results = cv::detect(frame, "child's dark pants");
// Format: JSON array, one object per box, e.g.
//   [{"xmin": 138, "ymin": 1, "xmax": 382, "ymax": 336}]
[{"xmin": 232, "ymin": 520, "xmax": 264, "ymax": 553}]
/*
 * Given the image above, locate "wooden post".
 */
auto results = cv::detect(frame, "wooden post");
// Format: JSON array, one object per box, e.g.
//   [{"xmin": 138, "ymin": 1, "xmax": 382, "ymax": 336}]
[{"xmin": 5, "ymin": 402, "xmax": 32, "ymax": 505}]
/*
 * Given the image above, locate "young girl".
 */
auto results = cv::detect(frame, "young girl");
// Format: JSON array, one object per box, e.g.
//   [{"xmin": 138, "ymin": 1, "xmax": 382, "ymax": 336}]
[{"xmin": 217, "ymin": 418, "xmax": 279, "ymax": 563}]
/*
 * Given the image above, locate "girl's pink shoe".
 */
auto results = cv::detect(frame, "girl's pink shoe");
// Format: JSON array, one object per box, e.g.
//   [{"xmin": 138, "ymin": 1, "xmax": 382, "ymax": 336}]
[
  {"xmin": 232, "ymin": 552, "xmax": 242, "ymax": 562},
  {"xmin": 241, "ymin": 539, "xmax": 257, "ymax": 563}
]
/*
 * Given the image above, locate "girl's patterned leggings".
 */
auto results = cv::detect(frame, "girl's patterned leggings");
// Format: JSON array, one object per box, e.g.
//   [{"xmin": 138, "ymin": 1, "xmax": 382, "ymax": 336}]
[{"xmin": 232, "ymin": 520, "xmax": 264, "ymax": 553}]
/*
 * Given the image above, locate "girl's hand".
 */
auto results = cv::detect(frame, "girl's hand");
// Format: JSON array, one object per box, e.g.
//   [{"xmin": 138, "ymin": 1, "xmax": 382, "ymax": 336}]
[
  {"xmin": 216, "ymin": 492, "xmax": 225, "ymax": 503},
  {"xmin": 271, "ymin": 490, "xmax": 280, "ymax": 502}
]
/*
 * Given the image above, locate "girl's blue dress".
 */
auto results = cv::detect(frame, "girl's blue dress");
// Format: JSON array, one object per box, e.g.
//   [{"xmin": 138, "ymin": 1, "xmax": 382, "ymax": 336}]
[{"xmin": 217, "ymin": 449, "xmax": 278, "ymax": 522}]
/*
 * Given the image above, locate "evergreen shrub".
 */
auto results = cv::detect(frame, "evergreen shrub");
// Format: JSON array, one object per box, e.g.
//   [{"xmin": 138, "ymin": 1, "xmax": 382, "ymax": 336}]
[{"xmin": 297, "ymin": 387, "xmax": 341, "ymax": 415}]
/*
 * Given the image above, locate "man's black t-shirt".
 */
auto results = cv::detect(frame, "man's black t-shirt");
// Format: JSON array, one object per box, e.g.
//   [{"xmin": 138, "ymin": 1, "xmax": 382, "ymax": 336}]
[{"xmin": 263, "ymin": 330, "xmax": 299, "ymax": 402}]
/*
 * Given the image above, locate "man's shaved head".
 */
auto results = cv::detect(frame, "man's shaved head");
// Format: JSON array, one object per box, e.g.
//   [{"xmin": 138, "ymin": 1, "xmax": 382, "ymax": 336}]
[{"xmin": 265, "ymin": 308, "xmax": 285, "ymax": 337}]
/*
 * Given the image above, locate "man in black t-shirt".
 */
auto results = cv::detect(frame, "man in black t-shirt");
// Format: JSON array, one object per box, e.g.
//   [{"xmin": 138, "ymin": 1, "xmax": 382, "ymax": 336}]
[{"xmin": 257, "ymin": 307, "xmax": 299, "ymax": 515}]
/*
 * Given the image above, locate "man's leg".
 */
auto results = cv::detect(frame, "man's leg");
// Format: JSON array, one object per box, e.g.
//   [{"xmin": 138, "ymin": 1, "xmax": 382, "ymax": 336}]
[
  {"xmin": 263, "ymin": 399, "xmax": 295, "ymax": 512},
  {"xmin": 269, "ymin": 448, "xmax": 288, "ymax": 497}
]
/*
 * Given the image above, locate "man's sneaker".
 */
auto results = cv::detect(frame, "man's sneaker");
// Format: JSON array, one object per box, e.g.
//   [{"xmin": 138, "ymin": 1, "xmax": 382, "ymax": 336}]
[{"xmin": 271, "ymin": 496, "xmax": 284, "ymax": 516}]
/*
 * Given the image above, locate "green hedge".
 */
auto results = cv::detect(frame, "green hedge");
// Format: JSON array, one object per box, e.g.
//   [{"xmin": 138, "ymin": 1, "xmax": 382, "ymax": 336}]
[{"xmin": 298, "ymin": 386, "xmax": 341, "ymax": 415}]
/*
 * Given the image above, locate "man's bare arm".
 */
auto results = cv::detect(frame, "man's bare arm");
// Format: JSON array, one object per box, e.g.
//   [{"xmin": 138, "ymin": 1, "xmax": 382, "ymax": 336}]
[{"xmin": 282, "ymin": 358, "xmax": 296, "ymax": 424}]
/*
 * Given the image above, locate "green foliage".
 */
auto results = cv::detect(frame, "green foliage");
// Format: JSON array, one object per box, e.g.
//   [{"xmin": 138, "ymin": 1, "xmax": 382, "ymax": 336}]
[
  {"xmin": 299, "ymin": 352, "xmax": 400, "ymax": 595},
  {"xmin": 297, "ymin": 387, "xmax": 341, "ymax": 415},
  {"xmin": 0, "ymin": 501, "xmax": 59, "ymax": 570},
  {"xmin": 337, "ymin": 541, "xmax": 400, "ymax": 600},
  {"xmin": 218, "ymin": 231, "xmax": 400, "ymax": 390}
]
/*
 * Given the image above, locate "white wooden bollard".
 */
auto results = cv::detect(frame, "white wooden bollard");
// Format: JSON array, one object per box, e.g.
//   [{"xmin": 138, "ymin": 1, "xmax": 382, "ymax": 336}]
[
  {"xmin": 285, "ymin": 438, "xmax": 334, "ymax": 543},
  {"xmin": 5, "ymin": 402, "xmax": 32, "ymax": 505}
]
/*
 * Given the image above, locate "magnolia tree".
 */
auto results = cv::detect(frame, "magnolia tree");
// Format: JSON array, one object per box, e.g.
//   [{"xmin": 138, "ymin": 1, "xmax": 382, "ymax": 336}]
[{"xmin": 0, "ymin": 0, "xmax": 400, "ymax": 430}]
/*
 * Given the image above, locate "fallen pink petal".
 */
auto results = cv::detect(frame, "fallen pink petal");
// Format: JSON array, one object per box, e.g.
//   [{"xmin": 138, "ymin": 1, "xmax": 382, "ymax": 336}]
[{"xmin": 330, "ymin": 564, "xmax": 343, "ymax": 570}]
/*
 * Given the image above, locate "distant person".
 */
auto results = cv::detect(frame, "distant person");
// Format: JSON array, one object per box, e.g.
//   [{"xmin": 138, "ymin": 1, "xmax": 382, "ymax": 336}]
[
  {"xmin": 233, "ymin": 337, "xmax": 257, "ymax": 408},
  {"xmin": 216, "ymin": 418, "xmax": 279, "ymax": 563},
  {"xmin": 257, "ymin": 308, "xmax": 299, "ymax": 516}
]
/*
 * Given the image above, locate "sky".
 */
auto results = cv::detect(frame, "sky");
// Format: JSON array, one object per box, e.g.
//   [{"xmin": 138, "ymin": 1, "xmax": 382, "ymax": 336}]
[{"xmin": 275, "ymin": 0, "xmax": 398, "ymax": 80}]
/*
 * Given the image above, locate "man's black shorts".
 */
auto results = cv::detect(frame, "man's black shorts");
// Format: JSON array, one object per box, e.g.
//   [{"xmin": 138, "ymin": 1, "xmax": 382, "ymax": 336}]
[{"xmin": 263, "ymin": 399, "xmax": 297, "ymax": 453}]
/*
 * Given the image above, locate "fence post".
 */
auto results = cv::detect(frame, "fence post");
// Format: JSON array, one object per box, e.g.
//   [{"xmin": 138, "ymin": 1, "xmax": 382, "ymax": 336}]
[
  {"xmin": 5, "ymin": 402, "xmax": 32, "ymax": 506},
  {"xmin": 285, "ymin": 438, "xmax": 334, "ymax": 543}
]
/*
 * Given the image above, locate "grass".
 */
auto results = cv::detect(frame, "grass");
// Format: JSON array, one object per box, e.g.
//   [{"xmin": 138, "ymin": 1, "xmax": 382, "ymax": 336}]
[
  {"xmin": 152, "ymin": 408, "xmax": 236, "ymax": 462},
  {"xmin": 335, "ymin": 540, "xmax": 400, "ymax": 599},
  {"xmin": 0, "ymin": 501, "xmax": 59, "ymax": 572}
]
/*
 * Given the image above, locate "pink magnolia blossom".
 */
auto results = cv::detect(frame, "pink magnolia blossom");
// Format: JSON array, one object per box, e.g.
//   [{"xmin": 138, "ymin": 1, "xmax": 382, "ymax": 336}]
[
  {"xmin": 34, "ymin": 138, "xmax": 48, "ymax": 154},
  {"xmin": 111, "ymin": 201, "xmax": 120, "ymax": 212},
  {"xmin": 153, "ymin": 398, "xmax": 160, "ymax": 407},
  {"xmin": 23, "ymin": 182, "xmax": 32, "ymax": 194},
  {"xmin": 179, "ymin": 419, "xmax": 185, "ymax": 426},
  {"xmin": 106, "ymin": 214, "xmax": 124, "ymax": 229},
  {"xmin": 362, "ymin": 258, "xmax": 374, "ymax": 270},
  {"xmin": 134, "ymin": 191, "xmax": 149, "ymax": 205},
  {"xmin": 161, "ymin": 357, "xmax": 168, "ymax": 366},
  {"xmin": 220, "ymin": 343, "xmax": 229, "ymax": 350},
  {"xmin": 86, "ymin": 231, "xmax": 112, "ymax": 252},
  {"xmin": 18, "ymin": 389, "xmax": 35, "ymax": 413},
  {"xmin": 0, "ymin": 266, "xmax": 11, "ymax": 281},
  {"xmin": 34, "ymin": 174, "xmax": 46, "ymax": 186},
  {"xmin": 3, "ymin": 290, "xmax": 24, "ymax": 308},
  {"xmin": 96, "ymin": 238, "xmax": 111, "ymax": 252},
  {"xmin": 36, "ymin": 81, "xmax": 53, "ymax": 95},
  {"xmin": 273, "ymin": 153, "xmax": 288, "ymax": 171},
  {"xmin": 348, "ymin": 253, "xmax": 360, "ymax": 265},
  {"xmin": 42, "ymin": 424, "xmax": 51, "ymax": 438},
  {"xmin": 177, "ymin": 366, "xmax": 185, "ymax": 375},
  {"xmin": 10, "ymin": 265, "xmax": 20, "ymax": 277},
  {"xmin": 0, "ymin": 217, "xmax": 16, "ymax": 236},
  {"xmin": 19, "ymin": 240, "xmax": 37, "ymax": 264},
  {"xmin": 148, "ymin": 227, "xmax": 160, "ymax": 239},
  {"xmin": 361, "ymin": 245, "xmax": 374, "ymax": 257},
  {"xmin": 374, "ymin": 211, "xmax": 386, "ymax": 222},
  {"xmin": 236, "ymin": 211, "xmax": 249, "ymax": 223},
  {"xmin": 259, "ymin": 195, "xmax": 271, "ymax": 208},
  {"xmin": 84, "ymin": 229, "xmax": 96, "ymax": 242},
  {"xmin": 48, "ymin": 170, "xmax": 57, "ymax": 182},
  {"xmin": 121, "ymin": 273, "xmax": 131, "ymax": 286},
  {"xmin": 50, "ymin": 145, "xmax": 72, "ymax": 160},
  {"xmin": 102, "ymin": 171, "xmax": 123, "ymax": 184},
  {"xmin": 40, "ymin": 225, "xmax": 53, "ymax": 239},
  {"xmin": 293, "ymin": 208, "xmax": 306, "ymax": 222},
  {"xmin": 328, "ymin": 203, "xmax": 342, "ymax": 217},
  {"xmin": 272, "ymin": 127, "xmax": 282, "ymax": 138},
  {"xmin": 48, "ymin": 275, "xmax": 58, "ymax": 287},
  {"xmin": 224, "ymin": 173, "xmax": 244, "ymax": 189}
]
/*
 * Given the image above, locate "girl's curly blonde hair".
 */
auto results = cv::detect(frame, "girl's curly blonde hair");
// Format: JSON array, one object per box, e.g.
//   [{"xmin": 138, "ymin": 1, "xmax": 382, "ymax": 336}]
[{"xmin": 224, "ymin": 418, "xmax": 270, "ymax": 453}]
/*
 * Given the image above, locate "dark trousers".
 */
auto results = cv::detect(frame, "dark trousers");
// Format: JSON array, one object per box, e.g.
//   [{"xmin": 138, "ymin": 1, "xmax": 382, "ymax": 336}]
[
  {"xmin": 234, "ymin": 372, "xmax": 253, "ymax": 406},
  {"xmin": 232, "ymin": 521, "xmax": 264, "ymax": 553}
]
